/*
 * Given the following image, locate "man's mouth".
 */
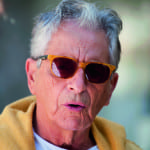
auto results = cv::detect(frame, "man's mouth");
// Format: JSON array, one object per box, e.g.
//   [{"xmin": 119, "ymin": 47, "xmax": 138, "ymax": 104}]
[{"xmin": 64, "ymin": 103, "xmax": 86, "ymax": 111}]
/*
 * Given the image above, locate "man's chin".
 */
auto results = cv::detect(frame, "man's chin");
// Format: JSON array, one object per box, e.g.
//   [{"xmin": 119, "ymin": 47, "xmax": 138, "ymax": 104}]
[{"xmin": 58, "ymin": 117, "xmax": 91, "ymax": 131}]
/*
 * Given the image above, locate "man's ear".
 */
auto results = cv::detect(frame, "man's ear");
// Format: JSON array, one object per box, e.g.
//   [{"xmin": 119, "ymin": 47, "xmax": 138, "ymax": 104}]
[
  {"xmin": 110, "ymin": 73, "xmax": 119, "ymax": 94},
  {"xmin": 105, "ymin": 73, "xmax": 119, "ymax": 106},
  {"xmin": 25, "ymin": 58, "xmax": 37, "ymax": 95}
]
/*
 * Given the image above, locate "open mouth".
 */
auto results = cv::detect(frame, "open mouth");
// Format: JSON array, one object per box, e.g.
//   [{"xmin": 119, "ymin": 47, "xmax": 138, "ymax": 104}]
[
  {"xmin": 64, "ymin": 103, "xmax": 86, "ymax": 111},
  {"xmin": 68, "ymin": 104, "xmax": 82, "ymax": 107}
]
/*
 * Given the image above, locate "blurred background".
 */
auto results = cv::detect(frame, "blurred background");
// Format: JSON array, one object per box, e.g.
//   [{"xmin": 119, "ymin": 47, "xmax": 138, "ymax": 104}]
[{"xmin": 0, "ymin": 0, "xmax": 149, "ymax": 149}]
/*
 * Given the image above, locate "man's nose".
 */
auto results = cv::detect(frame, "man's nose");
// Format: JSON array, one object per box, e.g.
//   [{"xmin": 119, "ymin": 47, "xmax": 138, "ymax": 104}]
[{"xmin": 67, "ymin": 68, "xmax": 87, "ymax": 94}]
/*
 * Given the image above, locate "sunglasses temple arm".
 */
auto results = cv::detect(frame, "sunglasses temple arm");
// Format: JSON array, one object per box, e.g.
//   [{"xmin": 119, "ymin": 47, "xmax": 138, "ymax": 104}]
[
  {"xmin": 31, "ymin": 55, "xmax": 48, "ymax": 60},
  {"xmin": 31, "ymin": 55, "xmax": 48, "ymax": 68},
  {"xmin": 110, "ymin": 68, "xmax": 117, "ymax": 80}
]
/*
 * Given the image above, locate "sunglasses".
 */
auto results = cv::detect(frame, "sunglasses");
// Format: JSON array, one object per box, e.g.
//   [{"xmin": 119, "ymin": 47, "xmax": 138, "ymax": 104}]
[{"xmin": 32, "ymin": 55, "xmax": 116, "ymax": 84}]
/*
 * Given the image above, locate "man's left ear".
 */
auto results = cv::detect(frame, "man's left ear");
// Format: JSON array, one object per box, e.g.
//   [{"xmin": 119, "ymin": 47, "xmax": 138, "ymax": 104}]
[
  {"xmin": 105, "ymin": 73, "xmax": 119, "ymax": 106},
  {"xmin": 110, "ymin": 73, "xmax": 119, "ymax": 94}
]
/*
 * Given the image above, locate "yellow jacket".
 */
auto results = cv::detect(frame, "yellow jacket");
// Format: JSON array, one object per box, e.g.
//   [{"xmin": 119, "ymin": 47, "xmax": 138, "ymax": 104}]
[{"xmin": 0, "ymin": 96, "xmax": 141, "ymax": 150}]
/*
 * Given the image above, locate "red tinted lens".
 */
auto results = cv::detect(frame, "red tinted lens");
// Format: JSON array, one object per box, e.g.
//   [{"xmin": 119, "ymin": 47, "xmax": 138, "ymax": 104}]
[
  {"xmin": 51, "ymin": 57, "xmax": 77, "ymax": 78},
  {"xmin": 85, "ymin": 63, "xmax": 110, "ymax": 83}
]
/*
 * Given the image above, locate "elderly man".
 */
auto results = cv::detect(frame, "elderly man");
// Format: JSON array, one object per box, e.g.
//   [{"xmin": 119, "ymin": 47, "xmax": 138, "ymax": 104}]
[{"xmin": 0, "ymin": 0, "xmax": 141, "ymax": 150}]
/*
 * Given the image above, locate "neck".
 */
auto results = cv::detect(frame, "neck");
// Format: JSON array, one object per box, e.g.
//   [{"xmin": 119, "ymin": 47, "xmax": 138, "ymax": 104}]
[{"xmin": 33, "ymin": 108, "xmax": 96, "ymax": 150}]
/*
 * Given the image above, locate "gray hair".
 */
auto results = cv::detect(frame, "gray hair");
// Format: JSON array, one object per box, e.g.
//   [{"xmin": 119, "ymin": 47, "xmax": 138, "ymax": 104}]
[{"xmin": 30, "ymin": 0, "xmax": 122, "ymax": 69}]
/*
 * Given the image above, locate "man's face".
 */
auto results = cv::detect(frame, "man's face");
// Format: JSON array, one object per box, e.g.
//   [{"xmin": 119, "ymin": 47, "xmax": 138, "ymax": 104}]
[{"xmin": 26, "ymin": 22, "xmax": 118, "ymax": 131}]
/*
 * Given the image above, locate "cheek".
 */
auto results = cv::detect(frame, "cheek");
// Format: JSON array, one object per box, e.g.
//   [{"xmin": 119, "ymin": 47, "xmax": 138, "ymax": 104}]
[
  {"xmin": 35, "ymin": 64, "xmax": 57, "ymax": 96},
  {"xmin": 88, "ymin": 84, "xmax": 110, "ymax": 117},
  {"xmin": 34, "ymin": 68, "xmax": 60, "ymax": 112}
]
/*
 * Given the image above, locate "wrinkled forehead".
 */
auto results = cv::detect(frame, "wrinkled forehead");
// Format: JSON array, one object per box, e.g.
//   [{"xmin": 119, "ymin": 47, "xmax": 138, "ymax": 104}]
[{"xmin": 46, "ymin": 21, "xmax": 110, "ymax": 63}]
